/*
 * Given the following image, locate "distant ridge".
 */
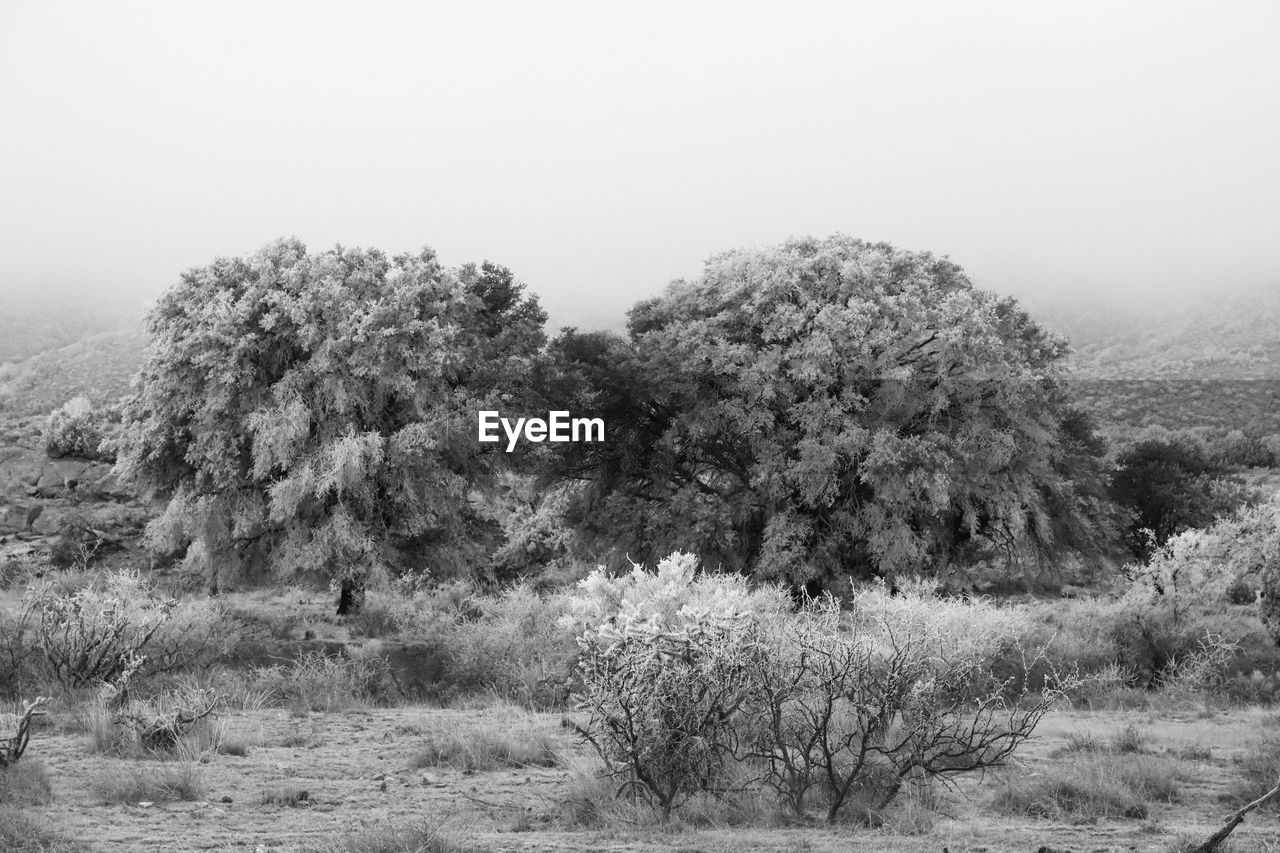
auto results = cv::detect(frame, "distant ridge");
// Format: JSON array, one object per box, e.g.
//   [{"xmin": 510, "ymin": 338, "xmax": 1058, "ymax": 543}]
[
  {"xmin": 0, "ymin": 323, "xmax": 149, "ymax": 416},
  {"xmin": 1030, "ymin": 282, "xmax": 1280, "ymax": 380}
]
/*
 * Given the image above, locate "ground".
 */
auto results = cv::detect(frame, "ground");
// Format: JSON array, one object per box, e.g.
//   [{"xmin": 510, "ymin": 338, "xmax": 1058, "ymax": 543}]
[{"xmin": 17, "ymin": 703, "xmax": 1279, "ymax": 852}]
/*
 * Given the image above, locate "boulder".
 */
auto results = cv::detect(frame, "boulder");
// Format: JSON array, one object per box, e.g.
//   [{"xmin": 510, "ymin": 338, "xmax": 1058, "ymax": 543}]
[
  {"xmin": 86, "ymin": 467, "xmax": 135, "ymax": 501},
  {"xmin": 0, "ymin": 502, "xmax": 42, "ymax": 535},
  {"xmin": 32, "ymin": 459, "xmax": 94, "ymax": 498}
]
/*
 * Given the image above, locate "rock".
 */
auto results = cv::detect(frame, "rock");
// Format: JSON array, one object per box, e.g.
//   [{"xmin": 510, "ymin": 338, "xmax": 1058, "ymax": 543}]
[
  {"xmin": 31, "ymin": 507, "xmax": 85, "ymax": 537},
  {"xmin": 32, "ymin": 459, "xmax": 92, "ymax": 498},
  {"xmin": 0, "ymin": 502, "xmax": 42, "ymax": 534},
  {"xmin": 221, "ymin": 795, "xmax": 232, "ymax": 803},
  {"xmin": 86, "ymin": 468, "xmax": 134, "ymax": 501}
]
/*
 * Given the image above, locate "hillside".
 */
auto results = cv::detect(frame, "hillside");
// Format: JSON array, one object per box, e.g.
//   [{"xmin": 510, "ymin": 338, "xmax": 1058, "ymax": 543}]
[
  {"xmin": 0, "ymin": 294, "xmax": 143, "ymax": 364},
  {"xmin": 0, "ymin": 323, "xmax": 149, "ymax": 417},
  {"xmin": 0, "ymin": 281, "xmax": 1277, "ymax": 427},
  {"xmin": 1023, "ymin": 283, "xmax": 1280, "ymax": 433},
  {"xmin": 1032, "ymin": 283, "xmax": 1280, "ymax": 380}
]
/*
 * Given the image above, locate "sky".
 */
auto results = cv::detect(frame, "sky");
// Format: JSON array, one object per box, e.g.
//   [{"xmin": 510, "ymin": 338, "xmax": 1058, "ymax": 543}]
[{"xmin": 2, "ymin": 0, "xmax": 1278, "ymax": 331}]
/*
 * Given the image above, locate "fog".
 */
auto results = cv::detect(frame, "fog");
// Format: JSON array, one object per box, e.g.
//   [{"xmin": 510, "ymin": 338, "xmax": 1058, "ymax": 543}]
[{"xmin": 2, "ymin": 1, "xmax": 1277, "ymax": 330}]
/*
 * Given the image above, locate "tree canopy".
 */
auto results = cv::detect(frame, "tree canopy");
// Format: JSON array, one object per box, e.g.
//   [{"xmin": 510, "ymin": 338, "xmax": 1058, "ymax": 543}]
[
  {"xmin": 1110, "ymin": 437, "xmax": 1252, "ymax": 559},
  {"xmin": 117, "ymin": 238, "xmax": 546, "ymax": 610},
  {"xmin": 547, "ymin": 235, "xmax": 1114, "ymax": 590}
]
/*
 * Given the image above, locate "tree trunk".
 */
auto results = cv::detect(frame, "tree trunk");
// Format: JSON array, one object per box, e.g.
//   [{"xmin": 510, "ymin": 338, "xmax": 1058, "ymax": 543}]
[{"xmin": 336, "ymin": 576, "xmax": 365, "ymax": 615}]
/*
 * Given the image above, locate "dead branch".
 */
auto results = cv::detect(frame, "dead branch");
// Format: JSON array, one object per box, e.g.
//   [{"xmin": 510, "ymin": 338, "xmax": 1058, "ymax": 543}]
[
  {"xmin": 0, "ymin": 696, "xmax": 50, "ymax": 766},
  {"xmin": 1188, "ymin": 777, "xmax": 1280, "ymax": 853}
]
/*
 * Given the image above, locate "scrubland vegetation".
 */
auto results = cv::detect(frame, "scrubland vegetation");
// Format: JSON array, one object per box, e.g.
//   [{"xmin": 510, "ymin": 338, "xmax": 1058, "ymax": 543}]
[{"xmin": 2, "ymin": 235, "xmax": 1279, "ymax": 850}]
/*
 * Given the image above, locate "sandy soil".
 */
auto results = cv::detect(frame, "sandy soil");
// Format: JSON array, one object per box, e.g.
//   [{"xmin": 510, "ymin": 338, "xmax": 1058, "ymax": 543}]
[{"xmin": 19, "ymin": 704, "xmax": 1280, "ymax": 853}]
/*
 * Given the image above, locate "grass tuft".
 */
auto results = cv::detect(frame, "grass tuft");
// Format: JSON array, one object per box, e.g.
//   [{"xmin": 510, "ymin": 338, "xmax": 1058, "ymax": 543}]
[
  {"xmin": 1224, "ymin": 730, "xmax": 1280, "ymax": 812},
  {"xmin": 0, "ymin": 807, "xmax": 89, "ymax": 852},
  {"xmin": 0, "ymin": 761, "xmax": 53, "ymax": 806},
  {"xmin": 309, "ymin": 818, "xmax": 473, "ymax": 853},
  {"xmin": 92, "ymin": 763, "xmax": 205, "ymax": 804},
  {"xmin": 992, "ymin": 753, "xmax": 1183, "ymax": 821}
]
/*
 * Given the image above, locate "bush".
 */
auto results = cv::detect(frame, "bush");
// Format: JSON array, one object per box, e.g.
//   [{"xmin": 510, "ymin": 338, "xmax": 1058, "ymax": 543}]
[
  {"xmin": 21, "ymin": 570, "xmax": 174, "ymax": 690},
  {"xmin": 15, "ymin": 569, "xmax": 229, "ymax": 692},
  {"xmin": 245, "ymin": 651, "xmax": 393, "ymax": 712},
  {"xmin": 565, "ymin": 554, "xmax": 1065, "ymax": 822},
  {"xmin": 356, "ymin": 579, "xmax": 580, "ymax": 709},
  {"xmin": 44, "ymin": 396, "xmax": 113, "ymax": 461},
  {"xmin": 747, "ymin": 587, "xmax": 1068, "ymax": 822},
  {"xmin": 88, "ymin": 682, "xmax": 221, "ymax": 757},
  {"xmin": 436, "ymin": 584, "xmax": 578, "ymax": 709},
  {"xmin": 567, "ymin": 553, "xmax": 785, "ymax": 819}
]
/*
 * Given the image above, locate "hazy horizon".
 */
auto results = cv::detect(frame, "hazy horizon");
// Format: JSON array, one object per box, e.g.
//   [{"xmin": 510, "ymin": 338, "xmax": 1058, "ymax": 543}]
[{"xmin": 3, "ymin": 1, "xmax": 1278, "ymax": 332}]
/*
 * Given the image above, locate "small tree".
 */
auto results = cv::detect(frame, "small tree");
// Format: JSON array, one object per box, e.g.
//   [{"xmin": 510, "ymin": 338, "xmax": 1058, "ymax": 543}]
[{"xmin": 1110, "ymin": 437, "xmax": 1252, "ymax": 559}]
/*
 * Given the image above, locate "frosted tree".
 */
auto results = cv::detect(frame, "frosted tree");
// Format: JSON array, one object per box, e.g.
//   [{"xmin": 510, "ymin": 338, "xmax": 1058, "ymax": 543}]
[
  {"xmin": 117, "ymin": 239, "xmax": 545, "ymax": 612},
  {"xmin": 548, "ymin": 235, "xmax": 1114, "ymax": 590}
]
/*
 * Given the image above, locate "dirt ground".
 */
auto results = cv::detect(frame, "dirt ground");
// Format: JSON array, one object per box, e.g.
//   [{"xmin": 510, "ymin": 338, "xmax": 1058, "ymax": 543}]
[{"xmin": 15, "ymin": 703, "xmax": 1277, "ymax": 853}]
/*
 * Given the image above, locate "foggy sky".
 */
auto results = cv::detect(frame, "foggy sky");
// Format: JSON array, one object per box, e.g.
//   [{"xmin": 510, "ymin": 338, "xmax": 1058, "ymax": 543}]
[{"xmin": 2, "ymin": 1, "xmax": 1277, "ymax": 330}]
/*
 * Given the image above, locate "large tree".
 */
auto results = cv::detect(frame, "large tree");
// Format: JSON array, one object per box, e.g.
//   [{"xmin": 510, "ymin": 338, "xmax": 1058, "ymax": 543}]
[
  {"xmin": 117, "ymin": 239, "xmax": 545, "ymax": 612},
  {"xmin": 547, "ymin": 235, "xmax": 1113, "ymax": 591}
]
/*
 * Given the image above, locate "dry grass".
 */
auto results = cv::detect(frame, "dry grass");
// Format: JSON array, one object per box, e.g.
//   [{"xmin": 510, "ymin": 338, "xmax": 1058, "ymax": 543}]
[
  {"xmin": 0, "ymin": 761, "xmax": 53, "ymax": 806},
  {"xmin": 307, "ymin": 819, "xmax": 477, "ymax": 853},
  {"xmin": 991, "ymin": 752, "xmax": 1184, "ymax": 821},
  {"xmin": 0, "ymin": 807, "xmax": 90, "ymax": 852},
  {"xmin": 557, "ymin": 752, "xmax": 785, "ymax": 829},
  {"xmin": 245, "ymin": 651, "xmax": 393, "ymax": 713},
  {"xmin": 1224, "ymin": 729, "xmax": 1280, "ymax": 812},
  {"xmin": 408, "ymin": 723, "xmax": 558, "ymax": 771},
  {"xmin": 262, "ymin": 786, "xmax": 311, "ymax": 807},
  {"xmin": 91, "ymin": 762, "xmax": 205, "ymax": 804}
]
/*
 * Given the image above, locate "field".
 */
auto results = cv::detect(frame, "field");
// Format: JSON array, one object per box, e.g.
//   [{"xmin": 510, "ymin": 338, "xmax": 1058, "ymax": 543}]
[
  {"xmin": 1, "ymin": 575, "xmax": 1277, "ymax": 853},
  {"xmin": 11, "ymin": 701, "xmax": 1280, "ymax": 852}
]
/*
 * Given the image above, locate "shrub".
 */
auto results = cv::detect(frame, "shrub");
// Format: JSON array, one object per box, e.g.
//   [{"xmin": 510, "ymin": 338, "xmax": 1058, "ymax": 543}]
[
  {"xmin": 246, "ymin": 651, "xmax": 392, "ymax": 712},
  {"xmin": 567, "ymin": 553, "xmax": 786, "ymax": 820},
  {"xmin": 356, "ymin": 579, "xmax": 580, "ymax": 709},
  {"xmin": 1262, "ymin": 557, "xmax": 1280, "ymax": 648},
  {"xmin": 437, "ymin": 584, "xmax": 578, "ymax": 709},
  {"xmin": 747, "ymin": 588, "xmax": 1069, "ymax": 822},
  {"xmin": 566, "ymin": 554, "xmax": 1064, "ymax": 822},
  {"xmin": 19, "ymin": 569, "xmax": 188, "ymax": 690},
  {"xmin": 44, "ymin": 396, "xmax": 114, "ymax": 461},
  {"xmin": 89, "ymin": 682, "xmax": 221, "ymax": 757}
]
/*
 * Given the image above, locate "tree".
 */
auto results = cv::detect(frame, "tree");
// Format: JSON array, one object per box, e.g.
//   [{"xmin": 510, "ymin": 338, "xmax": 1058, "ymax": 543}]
[
  {"xmin": 117, "ymin": 239, "xmax": 545, "ymax": 612},
  {"xmin": 1110, "ymin": 437, "xmax": 1252, "ymax": 559},
  {"xmin": 547, "ymin": 235, "xmax": 1113, "ymax": 591}
]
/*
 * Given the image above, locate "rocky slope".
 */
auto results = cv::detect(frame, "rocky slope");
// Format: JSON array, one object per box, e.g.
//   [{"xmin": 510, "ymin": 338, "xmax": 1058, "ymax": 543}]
[{"xmin": 0, "ymin": 418, "xmax": 151, "ymax": 570}]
